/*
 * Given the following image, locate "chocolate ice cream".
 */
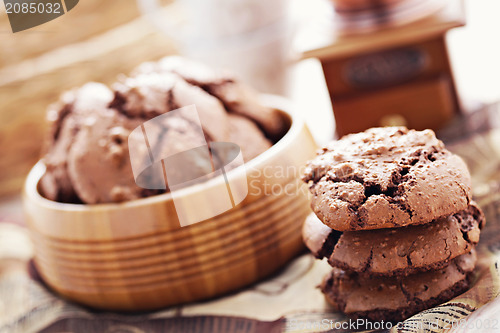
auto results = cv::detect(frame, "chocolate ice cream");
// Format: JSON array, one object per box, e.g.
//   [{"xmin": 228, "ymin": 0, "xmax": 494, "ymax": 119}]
[
  {"xmin": 40, "ymin": 57, "xmax": 283, "ymax": 204},
  {"xmin": 134, "ymin": 56, "xmax": 287, "ymax": 141}
]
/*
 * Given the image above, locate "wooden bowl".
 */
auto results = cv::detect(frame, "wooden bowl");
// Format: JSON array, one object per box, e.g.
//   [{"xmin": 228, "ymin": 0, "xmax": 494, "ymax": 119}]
[
  {"xmin": 31, "ymin": 192, "xmax": 303, "ymax": 268},
  {"xmin": 33, "ymin": 216, "xmax": 304, "ymax": 287},
  {"xmin": 35, "ymin": 233, "xmax": 304, "ymax": 311},
  {"xmin": 31, "ymin": 197, "xmax": 305, "ymax": 277},
  {"xmin": 23, "ymin": 95, "xmax": 318, "ymax": 311},
  {"xmin": 29, "ymin": 183, "xmax": 301, "ymax": 257}
]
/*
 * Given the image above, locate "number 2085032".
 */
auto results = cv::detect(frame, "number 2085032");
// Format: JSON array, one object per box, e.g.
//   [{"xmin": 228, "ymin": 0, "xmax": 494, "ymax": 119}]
[{"xmin": 5, "ymin": 1, "xmax": 62, "ymax": 14}]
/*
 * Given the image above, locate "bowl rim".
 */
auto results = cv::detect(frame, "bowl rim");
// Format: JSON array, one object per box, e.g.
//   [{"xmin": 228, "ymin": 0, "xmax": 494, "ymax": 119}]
[{"xmin": 24, "ymin": 94, "xmax": 308, "ymax": 212}]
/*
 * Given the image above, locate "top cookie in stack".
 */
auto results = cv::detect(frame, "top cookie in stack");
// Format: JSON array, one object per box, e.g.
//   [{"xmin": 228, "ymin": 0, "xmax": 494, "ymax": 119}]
[
  {"xmin": 301, "ymin": 127, "xmax": 485, "ymax": 322},
  {"xmin": 303, "ymin": 126, "xmax": 472, "ymax": 231}
]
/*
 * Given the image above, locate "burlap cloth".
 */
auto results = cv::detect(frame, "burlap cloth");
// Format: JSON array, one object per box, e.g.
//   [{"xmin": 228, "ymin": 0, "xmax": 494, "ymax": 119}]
[{"xmin": 1, "ymin": 104, "xmax": 500, "ymax": 333}]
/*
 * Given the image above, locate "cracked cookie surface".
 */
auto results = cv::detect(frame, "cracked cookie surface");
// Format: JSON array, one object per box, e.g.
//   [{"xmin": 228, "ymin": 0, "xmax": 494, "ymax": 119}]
[
  {"xmin": 302, "ymin": 127, "xmax": 472, "ymax": 231},
  {"xmin": 320, "ymin": 251, "xmax": 476, "ymax": 322},
  {"xmin": 303, "ymin": 203, "xmax": 484, "ymax": 277}
]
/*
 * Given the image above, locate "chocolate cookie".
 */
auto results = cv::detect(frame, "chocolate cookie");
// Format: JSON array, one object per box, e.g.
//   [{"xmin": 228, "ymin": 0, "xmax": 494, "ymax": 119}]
[
  {"xmin": 302, "ymin": 127, "xmax": 472, "ymax": 231},
  {"xmin": 303, "ymin": 203, "xmax": 484, "ymax": 277},
  {"xmin": 320, "ymin": 251, "xmax": 477, "ymax": 322}
]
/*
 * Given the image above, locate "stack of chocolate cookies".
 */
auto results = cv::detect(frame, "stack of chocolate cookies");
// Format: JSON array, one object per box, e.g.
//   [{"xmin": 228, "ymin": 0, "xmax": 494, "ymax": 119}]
[{"xmin": 302, "ymin": 127, "xmax": 485, "ymax": 322}]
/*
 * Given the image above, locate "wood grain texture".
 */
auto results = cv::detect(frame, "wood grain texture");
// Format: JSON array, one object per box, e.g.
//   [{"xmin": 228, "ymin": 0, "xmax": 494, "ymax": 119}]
[
  {"xmin": 29, "ymin": 191, "xmax": 296, "ymax": 252},
  {"xmin": 30, "ymin": 193, "xmax": 302, "ymax": 264},
  {"xmin": 33, "ymin": 217, "xmax": 305, "ymax": 287},
  {"xmin": 31, "ymin": 195, "xmax": 305, "ymax": 274},
  {"xmin": 332, "ymin": 76, "xmax": 455, "ymax": 136},
  {"xmin": 321, "ymin": 37, "xmax": 454, "ymax": 97},
  {"xmin": 36, "ymin": 233, "xmax": 305, "ymax": 311}
]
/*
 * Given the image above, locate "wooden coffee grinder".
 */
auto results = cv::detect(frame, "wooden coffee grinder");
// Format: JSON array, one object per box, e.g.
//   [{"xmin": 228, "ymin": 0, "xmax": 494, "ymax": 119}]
[{"xmin": 301, "ymin": 0, "xmax": 465, "ymax": 137}]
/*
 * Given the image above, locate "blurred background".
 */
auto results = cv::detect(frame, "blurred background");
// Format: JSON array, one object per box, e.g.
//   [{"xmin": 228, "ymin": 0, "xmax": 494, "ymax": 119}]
[{"xmin": 0, "ymin": 0, "xmax": 499, "ymax": 199}]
